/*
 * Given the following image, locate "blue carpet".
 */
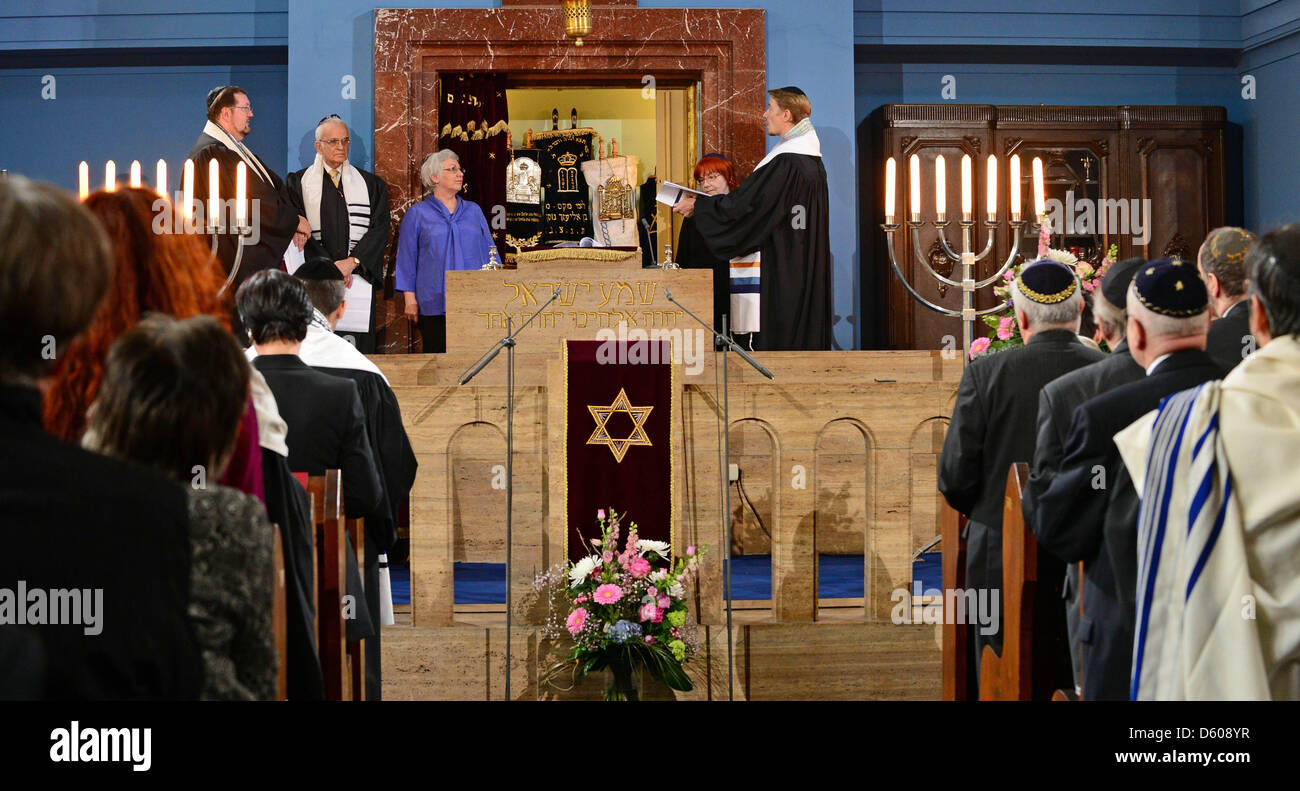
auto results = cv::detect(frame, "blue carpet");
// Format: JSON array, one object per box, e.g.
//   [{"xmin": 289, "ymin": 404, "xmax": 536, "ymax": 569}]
[{"xmin": 390, "ymin": 552, "xmax": 944, "ymax": 606}]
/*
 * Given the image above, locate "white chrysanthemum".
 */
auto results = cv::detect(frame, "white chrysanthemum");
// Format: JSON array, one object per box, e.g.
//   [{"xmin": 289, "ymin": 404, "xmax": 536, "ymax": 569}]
[
  {"xmin": 1043, "ymin": 248, "xmax": 1079, "ymax": 268},
  {"xmin": 569, "ymin": 556, "xmax": 599, "ymax": 588},
  {"xmin": 637, "ymin": 539, "xmax": 670, "ymax": 557},
  {"xmin": 669, "ymin": 582, "xmax": 685, "ymax": 599},
  {"xmin": 648, "ymin": 569, "xmax": 668, "ymax": 585}
]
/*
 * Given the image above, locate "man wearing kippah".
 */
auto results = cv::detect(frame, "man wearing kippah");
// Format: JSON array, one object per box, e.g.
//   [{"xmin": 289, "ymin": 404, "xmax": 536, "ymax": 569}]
[
  {"xmin": 938, "ymin": 259, "xmax": 1104, "ymax": 692},
  {"xmin": 1028, "ymin": 259, "xmax": 1224, "ymax": 699},
  {"xmin": 1023, "ymin": 257, "xmax": 1145, "ymax": 695},
  {"xmin": 1197, "ymin": 226, "xmax": 1258, "ymax": 371},
  {"xmin": 1118, "ymin": 226, "xmax": 1300, "ymax": 699}
]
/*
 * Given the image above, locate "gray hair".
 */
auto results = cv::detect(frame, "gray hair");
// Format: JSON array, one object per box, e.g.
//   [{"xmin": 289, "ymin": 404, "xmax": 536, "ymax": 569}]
[
  {"xmin": 1010, "ymin": 279, "xmax": 1083, "ymax": 331},
  {"xmin": 1092, "ymin": 291, "xmax": 1127, "ymax": 342},
  {"xmin": 420, "ymin": 149, "xmax": 459, "ymax": 189},
  {"xmin": 315, "ymin": 114, "xmax": 347, "ymax": 142},
  {"xmin": 1125, "ymin": 284, "xmax": 1210, "ymax": 339}
]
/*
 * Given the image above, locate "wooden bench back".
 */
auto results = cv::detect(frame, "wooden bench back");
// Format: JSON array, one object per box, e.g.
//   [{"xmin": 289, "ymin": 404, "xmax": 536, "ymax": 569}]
[
  {"xmin": 271, "ymin": 522, "xmax": 288, "ymax": 701},
  {"xmin": 979, "ymin": 463, "xmax": 1034, "ymax": 701},
  {"xmin": 940, "ymin": 497, "xmax": 970, "ymax": 701}
]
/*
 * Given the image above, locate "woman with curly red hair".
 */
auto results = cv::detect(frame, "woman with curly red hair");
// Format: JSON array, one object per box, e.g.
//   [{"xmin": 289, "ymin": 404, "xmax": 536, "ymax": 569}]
[{"xmin": 677, "ymin": 154, "xmax": 741, "ymax": 337}]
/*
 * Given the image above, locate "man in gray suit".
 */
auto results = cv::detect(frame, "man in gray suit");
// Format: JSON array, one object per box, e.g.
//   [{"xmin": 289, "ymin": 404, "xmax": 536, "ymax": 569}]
[{"xmin": 1022, "ymin": 257, "xmax": 1144, "ymax": 695}]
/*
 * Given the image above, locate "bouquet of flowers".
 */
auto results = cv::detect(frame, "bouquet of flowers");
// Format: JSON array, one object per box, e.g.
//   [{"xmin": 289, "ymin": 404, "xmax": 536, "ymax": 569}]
[
  {"xmin": 969, "ymin": 243, "xmax": 1118, "ymax": 360},
  {"xmin": 540, "ymin": 508, "xmax": 707, "ymax": 700}
]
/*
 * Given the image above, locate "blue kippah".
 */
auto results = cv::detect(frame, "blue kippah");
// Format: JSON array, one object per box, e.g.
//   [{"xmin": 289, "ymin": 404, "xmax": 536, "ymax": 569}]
[
  {"xmin": 1132, "ymin": 258, "xmax": 1208, "ymax": 317},
  {"xmin": 1015, "ymin": 259, "xmax": 1078, "ymax": 304}
]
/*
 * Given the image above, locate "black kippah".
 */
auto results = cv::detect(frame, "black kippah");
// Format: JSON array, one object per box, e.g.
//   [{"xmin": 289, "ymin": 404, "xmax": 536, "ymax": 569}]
[
  {"xmin": 1015, "ymin": 259, "xmax": 1077, "ymax": 304},
  {"xmin": 1101, "ymin": 257, "xmax": 1144, "ymax": 307},
  {"xmin": 702, "ymin": 153, "xmax": 728, "ymax": 161},
  {"xmin": 1132, "ymin": 258, "xmax": 1208, "ymax": 317},
  {"xmin": 774, "ymin": 85, "xmax": 806, "ymax": 96},
  {"xmin": 294, "ymin": 258, "xmax": 344, "ymax": 282}
]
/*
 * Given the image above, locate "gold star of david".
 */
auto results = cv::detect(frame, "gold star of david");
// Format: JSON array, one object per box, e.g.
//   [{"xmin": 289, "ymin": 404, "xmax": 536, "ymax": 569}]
[{"xmin": 586, "ymin": 387, "xmax": 654, "ymax": 463}]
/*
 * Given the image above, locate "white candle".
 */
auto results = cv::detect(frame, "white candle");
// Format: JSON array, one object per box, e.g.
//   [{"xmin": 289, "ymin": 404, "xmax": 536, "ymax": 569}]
[
  {"xmin": 935, "ymin": 155, "xmax": 946, "ymax": 222},
  {"xmin": 235, "ymin": 162, "xmax": 247, "ymax": 226},
  {"xmin": 182, "ymin": 159, "xmax": 195, "ymax": 221},
  {"xmin": 1032, "ymin": 156, "xmax": 1045, "ymax": 218},
  {"xmin": 909, "ymin": 154, "xmax": 920, "ymax": 221},
  {"xmin": 208, "ymin": 159, "xmax": 219, "ymax": 230},
  {"xmin": 986, "ymin": 155, "xmax": 997, "ymax": 223},
  {"xmin": 884, "ymin": 157, "xmax": 896, "ymax": 223},
  {"xmin": 1010, "ymin": 155, "xmax": 1021, "ymax": 221},
  {"xmin": 78, "ymin": 161, "xmax": 89, "ymax": 200},
  {"xmin": 156, "ymin": 159, "xmax": 167, "ymax": 198},
  {"xmin": 105, "ymin": 160, "xmax": 116, "ymax": 192},
  {"xmin": 129, "ymin": 160, "xmax": 141, "ymax": 188},
  {"xmin": 960, "ymin": 154, "xmax": 972, "ymax": 221}
]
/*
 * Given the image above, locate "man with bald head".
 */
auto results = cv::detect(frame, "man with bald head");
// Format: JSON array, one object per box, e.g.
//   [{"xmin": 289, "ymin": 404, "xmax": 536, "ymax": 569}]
[{"xmin": 285, "ymin": 115, "xmax": 392, "ymax": 353}]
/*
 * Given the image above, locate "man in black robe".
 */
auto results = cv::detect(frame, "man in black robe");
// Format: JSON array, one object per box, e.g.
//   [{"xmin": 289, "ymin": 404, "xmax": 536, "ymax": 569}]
[
  {"xmin": 1197, "ymin": 226, "xmax": 1257, "ymax": 371},
  {"xmin": 189, "ymin": 86, "xmax": 308, "ymax": 304},
  {"xmin": 938, "ymin": 259, "xmax": 1105, "ymax": 694},
  {"xmin": 672, "ymin": 86, "xmax": 832, "ymax": 351},
  {"xmin": 285, "ymin": 115, "xmax": 391, "ymax": 353}
]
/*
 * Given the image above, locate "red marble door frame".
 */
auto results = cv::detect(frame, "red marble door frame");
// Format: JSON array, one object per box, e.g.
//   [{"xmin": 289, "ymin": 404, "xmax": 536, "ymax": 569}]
[{"xmin": 373, "ymin": 6, "xmax": 766, "ymax": 353}]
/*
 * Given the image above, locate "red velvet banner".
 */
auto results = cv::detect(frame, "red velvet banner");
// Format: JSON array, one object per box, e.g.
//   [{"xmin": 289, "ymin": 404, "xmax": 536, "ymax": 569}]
[{"xmin": 565, "ymin": 339, "xmax": 674, "ymax": 562}]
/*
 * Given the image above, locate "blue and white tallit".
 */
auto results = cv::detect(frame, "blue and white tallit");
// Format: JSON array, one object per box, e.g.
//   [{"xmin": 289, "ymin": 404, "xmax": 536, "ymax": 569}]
[{"xmin": 1117, "ymin": 335, "xmax": 1300, "ymax": 700}]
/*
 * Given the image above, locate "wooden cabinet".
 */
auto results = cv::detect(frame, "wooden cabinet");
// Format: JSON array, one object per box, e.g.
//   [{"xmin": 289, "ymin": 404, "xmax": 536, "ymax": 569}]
[{"xmin": 868, "ymin": 105, "xmax": 1227, "ymax": 351}]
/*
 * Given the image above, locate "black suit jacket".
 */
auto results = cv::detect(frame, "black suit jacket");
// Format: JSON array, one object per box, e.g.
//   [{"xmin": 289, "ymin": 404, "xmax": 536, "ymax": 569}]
[
  {"xmin": 938, "ymin": 329, "xmax": 1105, "ymax": 604},
  {"xmin": 1027, "ymin": 348, "xmax": 1224, "ymax": 698},
  {"xmin": 188, "ymin": 131, "xmax": 298, "ymax": 291},
  {"xmin": 1205, "ymin": 299, "xmax": 1252, "ymax": 372},
  {"xmin": 0, "ymin": 385, "xmax": 203, "ymax": 700}
]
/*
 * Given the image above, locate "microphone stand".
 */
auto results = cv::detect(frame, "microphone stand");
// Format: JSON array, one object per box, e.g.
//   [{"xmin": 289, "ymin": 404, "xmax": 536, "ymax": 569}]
[
  {"xmin": 664, "ymin": 288, "xmax": 773, "ymax": 702},
  {"xmin": 458, "ymin": 286, "xmax": 562, "ymax": 701}
]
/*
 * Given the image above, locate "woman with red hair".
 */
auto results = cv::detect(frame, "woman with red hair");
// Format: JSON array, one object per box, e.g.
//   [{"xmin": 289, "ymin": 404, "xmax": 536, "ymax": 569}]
[{"xmin": 677, "ymin": 154, "xmax": 740, "ymax": 336}]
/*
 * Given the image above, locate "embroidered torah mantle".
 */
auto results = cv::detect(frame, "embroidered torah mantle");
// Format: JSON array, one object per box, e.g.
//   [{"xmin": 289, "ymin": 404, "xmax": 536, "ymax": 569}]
[
  {"xmin": 564, "ymin": 339, "xmax": 676, "ymax": 562},
  {"xmin": 534, "ymin": 128, "xmax": 594, "ymax": 243}
]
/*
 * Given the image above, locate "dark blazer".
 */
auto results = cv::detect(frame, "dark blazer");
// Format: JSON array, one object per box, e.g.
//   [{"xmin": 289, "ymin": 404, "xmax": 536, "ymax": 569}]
[
  {"xmin": 284, "ymin": 166, "xmax": 391, "ymax": 288},
  {"xmin": 0, "ymin": 385, "xmax": 203, "ymax": 700},
  {"xmin": 1205, "ymin": 299, "xmax": 1252, "ymax": 372},
  {"xmin": 188, "ymin": 131, "xmax": 298, "ymax": 291},
  {"xmin": 1027, "ymin": 348, "xmax": 1224, "ymax": 699}
]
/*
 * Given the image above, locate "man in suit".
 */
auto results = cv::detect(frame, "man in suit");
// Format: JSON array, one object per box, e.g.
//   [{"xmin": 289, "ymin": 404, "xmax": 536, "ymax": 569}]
[
  {"xmin": 190, "ymin": 86, "xmax": 309, "ymax": 303},
  {"xmin": 1198, "ymin": 226, "xmax": 1257, "ymax": 371},
  {"xmin": 939, "ymin": 259, "xmax": 1104, "ymax": 688},
  {"xmin": 284, "ymin": 115, "xmax": 391, "ymax": 353},
  {"xmin": 1029, "ymin": 259, "xmax": 1224, "ymax": 699},
  {"xmin": 236, "ymin": 268, "xmax": 386, "ymax": 697},
  {"xmin": 0, "ymin": 175, "xmax": 202, "ymax": 700},
  {"xmin": 1022, "ymin": 257, "xmax": 1145, "ymax": 694}
]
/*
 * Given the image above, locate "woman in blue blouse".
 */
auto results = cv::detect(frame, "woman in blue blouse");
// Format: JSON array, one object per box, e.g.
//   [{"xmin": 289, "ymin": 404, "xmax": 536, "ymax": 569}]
[{"xmin": 395, "ymin": 149, "xmax": 495, "ymax": 352}]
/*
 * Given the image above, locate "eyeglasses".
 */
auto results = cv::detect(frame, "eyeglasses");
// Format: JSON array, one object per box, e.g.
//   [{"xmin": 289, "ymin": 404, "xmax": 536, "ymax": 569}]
[
  {"xmin": 443, "ymin": 164, "xmax": 463, "ymax": 174},
  {"xmin": 233, "ymin": 105, "xmax": 252, "ymax": 114},
  {"xmin": 320, "ymin": 137, "xmax": 351, "ymax": 147}
]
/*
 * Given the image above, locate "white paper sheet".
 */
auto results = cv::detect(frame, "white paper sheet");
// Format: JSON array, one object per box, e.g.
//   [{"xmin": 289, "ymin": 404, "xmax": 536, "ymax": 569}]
[{"xmin": 655, "ymin": 180, "xmax": 706, "ymax": 207}]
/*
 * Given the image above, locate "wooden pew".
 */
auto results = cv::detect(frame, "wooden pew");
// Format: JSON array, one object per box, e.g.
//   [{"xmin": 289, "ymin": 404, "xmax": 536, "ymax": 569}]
[
  {"xmin": 271, "ymin": 522, "xmax": 288, "ymax": 701},
  {"xmin": 979, "ymin": 463, "xmax": 1033, "ymax": 701},
  {"xmin": 940, "ymin": 496, "xmax": 971, "ymax": 701},
  {"xmin": 343, "ymin": 514, "xmax": 366, "ymax": 701}
]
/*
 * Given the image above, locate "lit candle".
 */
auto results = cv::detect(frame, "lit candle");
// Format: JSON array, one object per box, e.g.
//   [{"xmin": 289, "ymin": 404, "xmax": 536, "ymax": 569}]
[
  {"xmin": 129, "ymin": 160, "xmax": 141, "ymax": 188},
  {"xmin": 986, "ymin": 155, "xmax": 997, "ymax": 223},
  {"xmin": 105, "ymin": 160, "xmax": 116, "ymax": 192},
  {"xmin": 960, "ymin": 154, "xmax": 972, "ymax": 221},
  {"xmin": 884, "ymin": 157, "xmax": 896, "ymax": 223},
  {"xmin": 1032, "ymin": 156, "xmax": 1045, "ymax": 218},
  {"xmin": 909, "ymin": 154, "xmax": 920, "ymax": 221},
  {"xmin": 208, "ymin": 159, "xmax": 219, "ymax": 230},
  {"xmin": 156, "ymin": 159, "xmax": 167, "ymax": 198},
  {"xmin": 934, "ymin": 155, "xmax": 946, "ymax": 222},
  {"xmin": 182, "ymin": 159, "xmax": 195, "ymax": 222},
  {"xmin": 235, "ymin": 162, "xmax": 247, "ymax": 227},
  {"xmin": 78, "ymin": 161, "xmax": 89, "ymax": 200},
  {"xmin": 1010, "ymin": 155, "xmax": 1021, "ymax": 221}
]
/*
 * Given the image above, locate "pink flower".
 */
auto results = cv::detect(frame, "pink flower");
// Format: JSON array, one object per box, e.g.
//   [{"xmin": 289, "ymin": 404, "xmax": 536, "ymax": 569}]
[
  {"xmin": 628, "ymin": 557, "xmax": 651, "ymax": 578},
  {"xmin": 602, "ymin": 551, "xmax": 613, "ymax": 563},
  {"xmin": 573, "ymin": 594, "xmax": 588, "ymax": 604},
  {"xmin": 648, "ymin": 586, "xmax": 658, "ymax": 597},
  {"xmin": 566, "ymin": 608, "xmax": 588, "ymax": 635},
  {"xmin": 996, "ymin": 325, "xmax": 1013, "ymax": 341},
  {"xmin": 969, "ymin": 337, "xmax": 991, "ymax": 359},
  {"xmin": 640, "ymin": 602, "xmax": 660, "ymax": 622},
  {"xmin": 686, "ymin": 545, "xmax": 697, "ymax": 556},
  {"xmin": 644, "ymin": 635, "xmax": 655, "ymax": 644},
  {"xmin": 1082, "ymin": 280, "xmax": 1096, "ymax": 292},
  {"xmin": 658, "ymin": 595, "xmax": 671, "ymax": 609},
  {"xmin": 998, "ymin": 316, "xmax": 1012, "ymax": 330},
  {"xmin": 1002, "ymin": 269, "xmax": 1015, "ymax": 282},
  {"xmin": 593, "ymin": 584, "xmax": 623, "ymax": 605},
  {"xmin": 597, "ymin": 509, "xmax": 606, "ymax": 519}
]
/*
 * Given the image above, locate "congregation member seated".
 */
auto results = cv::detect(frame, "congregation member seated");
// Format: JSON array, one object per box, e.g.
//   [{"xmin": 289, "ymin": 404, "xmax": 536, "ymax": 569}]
[
  {"xmin": 1118, "ymin": 225, "xmax": 1300, "ymax": 699},
  {"xmin": 249, "ymin": 259, "xmax": 417, "ymax": 700},
  {"xmin": 938, "ymin": 259, "xmax": 1104, "ymax": 691},
  {"xmin": 236, "ymin": 268, "xmax": 384, "ymax": 686},
  {"xmin": 0, "ymin": 175, "xmax": 202, "ymax": 700},
  {"xmin": 1029, "ymin": 259, "xmax": 1223, "ymax": 700},
  {"xmin": 84, "ymin": 315, "xmax": 276, "ymax": 701},
  {"xmin": 1022, "ymin": 257, "xmax": 1145, "ymax": 695},
  {"xmin": 1197, "ymin": 226, "xmax": 1258, "ymax": 371}
]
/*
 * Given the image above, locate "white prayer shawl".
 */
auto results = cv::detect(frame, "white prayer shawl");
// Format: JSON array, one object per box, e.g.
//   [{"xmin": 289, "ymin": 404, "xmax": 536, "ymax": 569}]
[
  {"xmin": 244, "ymin": 310, "xmax": 389, "ymax": 385},
  {"xmin": 729, "ymin": 120, "xmax": 823, "ymax": 335},
  {"xmin": 202, "ymin": 120, "xmax": 274, "ymax": 186},
  {"xmin": 300, "ymin": 152, "xmax": 371, "ymax": 255},
  {"xmin": 1116, "ymin": 335, "xmax": 1300, "ymax": 700}
]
